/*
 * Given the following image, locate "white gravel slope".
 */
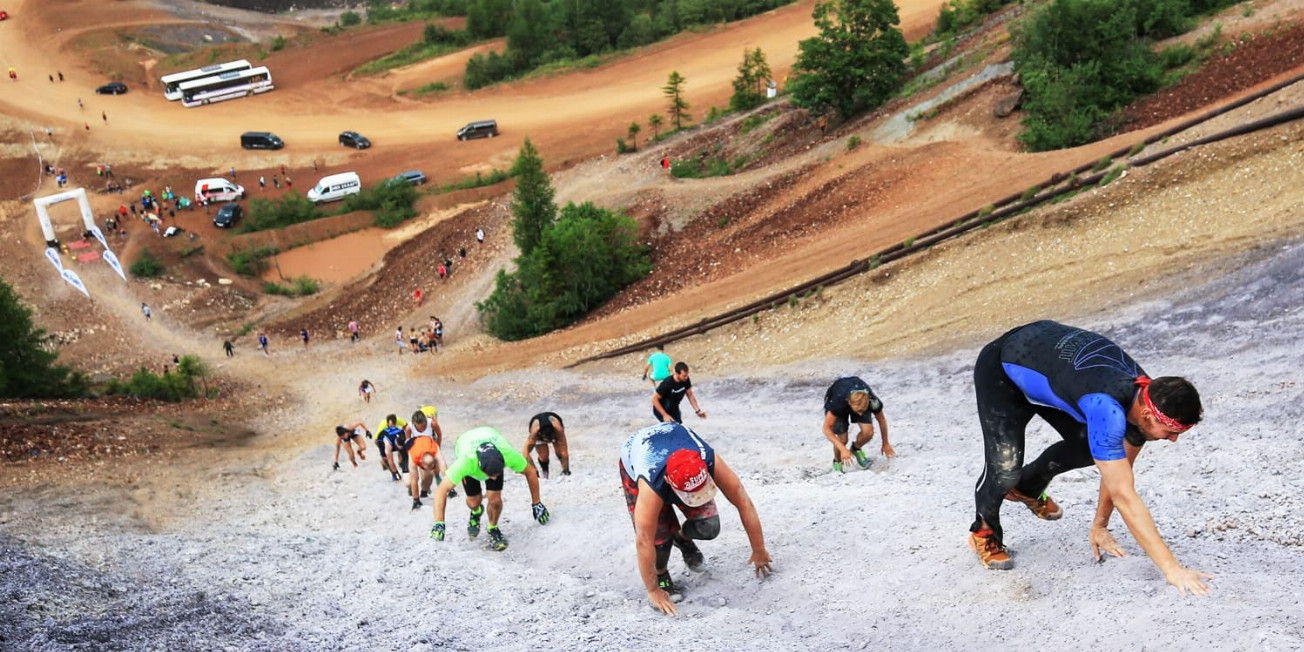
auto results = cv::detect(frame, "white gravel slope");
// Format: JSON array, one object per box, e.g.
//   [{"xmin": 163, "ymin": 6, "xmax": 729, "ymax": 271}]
[{"xmin": 3, "ymin": 240, "xmax": 1304, "ymax": 651}]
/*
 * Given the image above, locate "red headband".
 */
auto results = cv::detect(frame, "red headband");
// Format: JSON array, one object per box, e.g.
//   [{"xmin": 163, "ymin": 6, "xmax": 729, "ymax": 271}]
[{"xmin": 1135, "ymin": 376, "xmax": 1195, "ymax": 433}]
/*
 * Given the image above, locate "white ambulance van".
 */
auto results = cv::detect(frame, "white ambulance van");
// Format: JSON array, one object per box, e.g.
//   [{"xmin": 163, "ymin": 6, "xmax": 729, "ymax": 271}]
[
  {"xmin": 194, "ymin": 178, "xmax": 245, "ymax": 204},
  {"xmin": 306, "ymin": 171, "xmax": 361, "ymax": 204}
]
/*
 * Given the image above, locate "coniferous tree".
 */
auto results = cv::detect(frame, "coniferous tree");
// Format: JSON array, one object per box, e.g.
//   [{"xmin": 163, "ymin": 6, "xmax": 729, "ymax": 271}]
[
  {"xmin": 509, "ymin": 138, "xmax": 557, "ymax": 257},
  {"xmin": 662, "ymin": 71, "xmax": 692, "ymax": 131}
]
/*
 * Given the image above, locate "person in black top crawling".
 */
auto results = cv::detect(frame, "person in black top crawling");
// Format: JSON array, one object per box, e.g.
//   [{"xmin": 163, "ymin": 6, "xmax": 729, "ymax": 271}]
[
  {"xmin": 653, "ymin": 362, "xmax": 707, "ymax": 424},
  {"xmin": 522, "ymin": 412, "xmax": 571, "ymax": 478},
  {"xmin": 822, "ymin": 376, "xmax": 894, "ymax": 473}
]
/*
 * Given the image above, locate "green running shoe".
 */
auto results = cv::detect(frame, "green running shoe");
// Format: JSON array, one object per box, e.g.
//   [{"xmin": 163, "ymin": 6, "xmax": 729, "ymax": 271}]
[
  {"xmin": 657, "ymin": 572, "xmax": 684, "ymax": 603},
  {"xmin": 488, "ymin": 526, "xmax": 508, "ymax": 551},
  {"xmin": 832, "ymin": 460, "xmax": 844, "ymax": 473},
  {"xmin": 468, "ymin": 505, "xmax": 484, "ymax": 538},
  {"xmin": 853, "ymin": 449, "xmax": 871, "ymax": 469}
]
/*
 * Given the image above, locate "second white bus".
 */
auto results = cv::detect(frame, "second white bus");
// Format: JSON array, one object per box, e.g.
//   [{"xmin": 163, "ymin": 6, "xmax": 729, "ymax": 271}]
[
  {"xmin": 160, "ymin": 60, "xmax": 252, "ymax": 101},
  {"xmin": 180, "ymin": 66, "xmax": 274, "ymax": 108}
]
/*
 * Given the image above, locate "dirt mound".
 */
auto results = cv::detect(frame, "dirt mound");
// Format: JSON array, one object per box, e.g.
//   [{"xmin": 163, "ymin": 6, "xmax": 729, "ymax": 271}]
[{"xmin": 1124, "ymin": 21, "xmax": 1304, "ymax": 129}]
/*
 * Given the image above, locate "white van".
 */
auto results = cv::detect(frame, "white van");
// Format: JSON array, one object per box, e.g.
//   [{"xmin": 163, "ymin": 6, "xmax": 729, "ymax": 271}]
[
  {"xmin": 194, "ymin": 178, "xmax": 245, "ymax": 204},
  {"xmin": 306, "ymin": 171, "xmax": 361, "ymax": 204}
]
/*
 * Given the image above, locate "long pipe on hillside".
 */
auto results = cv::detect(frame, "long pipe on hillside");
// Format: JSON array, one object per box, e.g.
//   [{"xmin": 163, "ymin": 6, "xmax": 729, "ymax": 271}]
[{"xmin": 566, "ymin": 71, "xmax": 1304, "ymax": 368}]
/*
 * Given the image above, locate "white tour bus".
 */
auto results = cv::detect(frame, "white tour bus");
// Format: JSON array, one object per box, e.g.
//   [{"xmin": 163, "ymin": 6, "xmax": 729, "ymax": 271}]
[
  {"xmin": 179, "ymin": 66, "xmax": 274, "ymax": 108},
  {"xmin": 160, "ymin": 60, "xmax": 252, "ymax": 101},
  {"xmin": 306, "ymin": 172, "xmax": 361, "ymax": 204}
]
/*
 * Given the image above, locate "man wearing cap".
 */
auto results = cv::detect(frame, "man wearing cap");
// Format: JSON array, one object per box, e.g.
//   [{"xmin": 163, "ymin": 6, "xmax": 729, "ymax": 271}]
[
  {"xmin": 967, "ymin": 320, "xmax": 1211, "ymax": 596},
  {"xmin": 653, "ymin": 362, "xmax": 707, "ymax": 424},
  {"xmin": 429, "ymin": 426, "xmax": 550, "ymax": 551},
  {"xmin": 822, "ymin": 376, "xmax": 894, "ymax": 473},
  {"xmin": 522, "ymin": 412, "xmax": 570, "ymax": 478},
  {"xmin": 620, "ymin": 422, "xmax": 772, "ymax": 615}
]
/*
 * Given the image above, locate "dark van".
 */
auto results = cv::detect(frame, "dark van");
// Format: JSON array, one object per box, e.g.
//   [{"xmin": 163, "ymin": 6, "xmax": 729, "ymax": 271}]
[
  {"xmin": 241, "ymin": 131, "xmax": 284, "ymax": 150},
  {"xmin": 456, "ymin": 120, "xmax": 498, "ymax": 141}
]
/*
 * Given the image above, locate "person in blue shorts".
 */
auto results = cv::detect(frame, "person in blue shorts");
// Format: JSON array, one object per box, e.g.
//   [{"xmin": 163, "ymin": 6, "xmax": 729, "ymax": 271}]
[{"xmin": 967, "ymin": 320, "xmax": 1210, "ymax": 596}]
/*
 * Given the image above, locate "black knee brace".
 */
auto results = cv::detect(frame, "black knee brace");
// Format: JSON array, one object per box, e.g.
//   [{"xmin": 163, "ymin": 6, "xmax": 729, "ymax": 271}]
[
  {"xmin": 680, "ymin": 515, "xmax": 721, "ymax": 541},
  {"xmin": 655, "ymin": 541, "xmax": 673, "ymax": 570}
]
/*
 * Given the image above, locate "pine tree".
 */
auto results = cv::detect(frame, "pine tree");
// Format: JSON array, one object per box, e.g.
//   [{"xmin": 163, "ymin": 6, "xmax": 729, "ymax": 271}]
[
  {"xmin": 730, "ymin": 47, "xmax": 773, "ymax": 111},
  {"xmin": 509, "ymin": 138, "xmax": 557, "ymax": 257},
  {"xmin": 662, "ymin": 71, "xmax": 692, "ymax": 131}
]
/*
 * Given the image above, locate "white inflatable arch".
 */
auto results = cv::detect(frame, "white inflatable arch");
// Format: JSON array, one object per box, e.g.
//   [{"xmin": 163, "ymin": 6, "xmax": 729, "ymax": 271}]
[{"xmin": 33, "ymin": 188, "xmax": 95, "ymax": 246}]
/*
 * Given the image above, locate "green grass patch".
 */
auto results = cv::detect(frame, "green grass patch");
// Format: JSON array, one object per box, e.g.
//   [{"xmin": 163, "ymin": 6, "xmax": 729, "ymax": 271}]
[
  {"xmin": 671, "ymin": 154, "xmax": 751, "ymax": 179},
  {"xmin": 740, "ymin": 113, "xmax": 775, "ymax": 134},
  {"xmin": 262, "ymin": 275, "xmax": 319, "ymax": 297},
  {"xmin": 226, "ymin": 246, "xmax": 279, "ymax": 277},
  {"xmin": 355, "ymin": 42, "xmax": 466, "ymax": 75},
  {"xmin": 435, "ymin": 168, "xmax": 512, "ymax": 194},
  {"xmin": 400, "ymin": 80, "xmax": 452, "ymax": 96},
  {"xmin": 129, "ymin": 248, "xmax": 165, "ymax": 278}
]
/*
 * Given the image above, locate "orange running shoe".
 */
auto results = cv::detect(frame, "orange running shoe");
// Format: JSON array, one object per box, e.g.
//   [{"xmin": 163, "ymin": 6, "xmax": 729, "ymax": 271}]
[
  {"xmin": 968, "ymin": 530, "xmax": 1014, "ymax": 570},
  {"xmin": 1005, "ymin": 488, "xmax": 1064, "ymax": 520}
]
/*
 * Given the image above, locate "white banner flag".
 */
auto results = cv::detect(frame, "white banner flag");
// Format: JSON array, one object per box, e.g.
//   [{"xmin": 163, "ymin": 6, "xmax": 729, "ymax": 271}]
[
  {"xmin": 60, "ymin": 268, "xmax": 91, "ymax": 299},
  {"xmin": 45, "ymin": 246, "xmax": 64, "ymax": 271},
  {"xmin": 102, "ymin": 249, "xmax": 127, "ymax": 282},
  {"xmin": 89, "ymin": 225, "xmax": 109, "ymax": 250}
]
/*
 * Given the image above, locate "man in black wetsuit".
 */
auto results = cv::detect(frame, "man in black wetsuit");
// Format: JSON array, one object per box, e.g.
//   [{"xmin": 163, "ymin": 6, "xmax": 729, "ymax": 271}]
[
  {"xmin": 653, "ymin": 362, "xmax": 707, "ymax": 424},
  {"xmin": 822, "ymin": 376, "xmax": 894, "ymax": 473},
  {"xmin": 968, "ymin": 320, "xmax": 1210, "ymax": 596},
  {"xmin": 522, "ymin": 412, "xmax": 570, "ymax": 478}
]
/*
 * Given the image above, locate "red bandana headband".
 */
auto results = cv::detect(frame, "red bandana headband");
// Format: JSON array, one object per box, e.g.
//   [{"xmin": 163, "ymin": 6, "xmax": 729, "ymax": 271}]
[{"xmin": 1135, "ymin": 376, "xmax": 1194, "ymax": 433}]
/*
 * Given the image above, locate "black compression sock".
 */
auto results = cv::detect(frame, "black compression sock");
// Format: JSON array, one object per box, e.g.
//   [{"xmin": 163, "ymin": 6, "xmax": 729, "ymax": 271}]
[{"xmin": 539, "ymin": 460, "xmax": 550, "ymax": 474}]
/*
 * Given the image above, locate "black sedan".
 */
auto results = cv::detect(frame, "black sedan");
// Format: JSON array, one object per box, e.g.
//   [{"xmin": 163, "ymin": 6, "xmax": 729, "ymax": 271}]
[
  {"xmin": 339, "ymin": 131, "xmax": 371, "ymax": 149},
  {"xmin": 213, "ymin": 202, "xmax": 243, "ymax": 228},
  {"xmin": 95, "ymin": 82, "xmax": 128, "ymax": 95}
]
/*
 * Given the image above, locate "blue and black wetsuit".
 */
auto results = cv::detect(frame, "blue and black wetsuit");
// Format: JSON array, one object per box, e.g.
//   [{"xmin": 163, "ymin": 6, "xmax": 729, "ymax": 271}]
[{"xmin": 972, "ymin": 321, "xmax": 1146, "ymax": 545}]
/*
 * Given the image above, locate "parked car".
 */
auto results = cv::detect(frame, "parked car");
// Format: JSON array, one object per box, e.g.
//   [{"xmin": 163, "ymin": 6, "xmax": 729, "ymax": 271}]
[
  {"xmin": 95, "ymin": 82, "xmax": 128, "ymax": 95},
  {"xmin": 456, "ymin": 120, "xmax": 498, "ymax": 141},
  {"xmin": 213, "ymin": 202, "xmax": 243, "ymax": 228},
  {"xmin": 338, "ymin": 131, "xmax": 371, "ymax": 149},
  {"xmin": 240, "ymin": 131, "xmax": 284, "ymax": 150},
  {"xmin": 393, "ymin": 170, "xmax": 427, "ymax": 186}
]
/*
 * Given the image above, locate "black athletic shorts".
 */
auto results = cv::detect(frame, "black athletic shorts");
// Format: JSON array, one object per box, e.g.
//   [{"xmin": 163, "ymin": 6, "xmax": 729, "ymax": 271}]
[
  {"xmin": 461, "ymin": 475, "xmax": 504, "ymax": 496},
  {"xmin": 830, "ymin": 407, "xmax": 877, "ymax": 436}
]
